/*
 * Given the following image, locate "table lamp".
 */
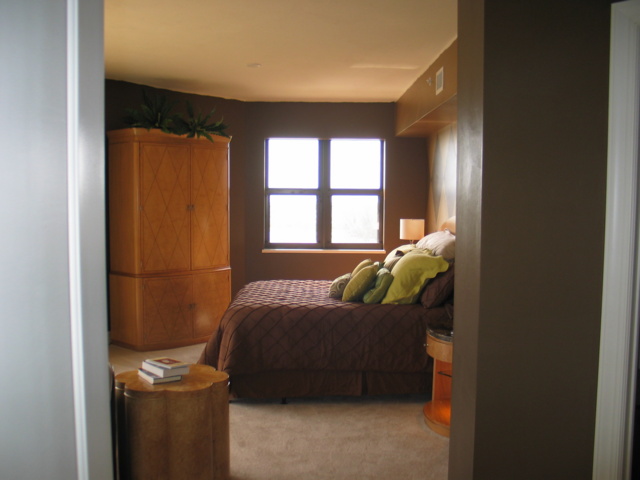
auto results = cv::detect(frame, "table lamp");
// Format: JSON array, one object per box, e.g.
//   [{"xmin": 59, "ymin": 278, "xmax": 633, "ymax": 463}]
[{"xmin": 400, "ymin": 218, "xmax": 425, "ymax": 244}]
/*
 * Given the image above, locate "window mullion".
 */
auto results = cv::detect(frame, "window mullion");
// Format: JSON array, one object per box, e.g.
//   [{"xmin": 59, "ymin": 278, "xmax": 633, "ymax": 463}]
[
  {"xmin": 320, "ymin": 139, "xmax": 330, "ymax": 248},
  {"xmin": 329, "ymin": 189, "xmax": 380, "ymax": 195}
]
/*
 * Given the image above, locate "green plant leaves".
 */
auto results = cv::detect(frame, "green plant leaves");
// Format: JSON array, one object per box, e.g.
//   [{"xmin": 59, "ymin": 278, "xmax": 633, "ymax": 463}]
[{"xmin": 123, "ymin": 90, "xmax": 230, "ymax": 141}]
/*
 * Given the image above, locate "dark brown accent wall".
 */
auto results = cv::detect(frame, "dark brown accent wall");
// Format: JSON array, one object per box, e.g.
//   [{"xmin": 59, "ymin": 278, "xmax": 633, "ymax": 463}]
[
  {"xmin": 105, "ymin": 81, "xmax": 428, "ymax": 295},
  {"xmin": 451, "ymin": 1, "xmax": 610, "ymax": 478}
]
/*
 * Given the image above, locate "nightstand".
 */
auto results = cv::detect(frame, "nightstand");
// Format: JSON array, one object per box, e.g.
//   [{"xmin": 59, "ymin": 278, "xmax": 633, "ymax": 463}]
[
  {"xmin": 423, "ymin": 328, "xmax": 453, "ymax": 437},
  {"xmin": 115, "ymin": 364, "xmax": 230, "ymax": 479}
]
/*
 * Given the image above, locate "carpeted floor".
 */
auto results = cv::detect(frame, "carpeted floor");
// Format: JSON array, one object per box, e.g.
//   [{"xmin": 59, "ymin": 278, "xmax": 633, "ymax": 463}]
[
  {"xmin": 229, "ymin": 395, "xmax": 449, "ymax": 480},
  {"xmin": 109, "ymin": 343, "xmax": 449, "ymax": 480}
]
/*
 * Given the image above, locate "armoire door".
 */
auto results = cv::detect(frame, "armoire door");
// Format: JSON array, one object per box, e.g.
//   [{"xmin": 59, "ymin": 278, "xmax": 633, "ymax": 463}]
[
  {"xmin": 139, "ymin": 142, "xmax": 191, "ymax": 273},
  {"xmin": 191, "ymin": 144, "xmax": 229, "ymax": 270}
]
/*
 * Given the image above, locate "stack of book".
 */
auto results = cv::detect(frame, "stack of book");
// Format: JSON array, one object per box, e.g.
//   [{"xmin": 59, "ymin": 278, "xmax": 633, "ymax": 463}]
[{"xmin": 138, "ymin": 357, "xmax": 190, "ymax": 384}]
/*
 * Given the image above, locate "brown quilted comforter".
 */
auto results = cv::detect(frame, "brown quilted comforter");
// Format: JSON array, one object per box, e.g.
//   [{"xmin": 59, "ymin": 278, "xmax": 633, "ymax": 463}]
[{"xmin": 199, "ymin": 279, "xmax": 448, "ymax": 398}]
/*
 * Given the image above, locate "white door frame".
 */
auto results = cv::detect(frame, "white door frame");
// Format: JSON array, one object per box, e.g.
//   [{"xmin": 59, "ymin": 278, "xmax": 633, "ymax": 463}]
[
  {"xmin": 67, "ymin": 0, "xmax": 112, "ymax": 477},
  {"xmin": 594, "ymin": 2, "xmax": 640, "ymax": 478}
]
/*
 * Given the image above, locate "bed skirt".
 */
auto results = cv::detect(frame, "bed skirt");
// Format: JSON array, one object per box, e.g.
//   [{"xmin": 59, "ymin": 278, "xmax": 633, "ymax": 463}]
[{"xmin": 226, "ymin": 369, "xmax": 431, "ymax": 399}]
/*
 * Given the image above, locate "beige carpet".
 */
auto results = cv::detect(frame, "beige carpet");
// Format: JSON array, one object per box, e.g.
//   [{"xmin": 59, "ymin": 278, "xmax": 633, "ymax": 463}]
[
  {"xmin": 109, "ymin": 343, "xmax": 449, "ymax": 480},
  {"xmin": 229, "ymin": 396, "xmax": 449, "ymax": 480}
]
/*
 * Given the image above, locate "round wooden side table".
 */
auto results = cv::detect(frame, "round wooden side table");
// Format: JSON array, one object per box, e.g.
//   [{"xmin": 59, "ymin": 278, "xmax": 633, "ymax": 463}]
[
  {"xmin": 423, "ymin": 328, "xmax": 453, "ymax": 437},
  {"xmin": 115, "ymin": 364, "xmax": 230, "ymax": 480}
]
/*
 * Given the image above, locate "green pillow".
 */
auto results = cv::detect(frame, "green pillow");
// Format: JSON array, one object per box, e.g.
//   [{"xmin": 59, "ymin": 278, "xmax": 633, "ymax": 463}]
[
  {"xmin": 351, "ymin": 258, "xmax": 373, "ymax": 277},
  {"xmin": 363, "ymin": 268, "xmax": 394, "ymax": 304},
  {"xmin": 381, "ymin": 254, "xmax": 449, "ymax": 304},
  {"xmin": 342, "ymin": 265, "xmax": 378, "ymax": 302},
  {"xmin": 328, "ymin": 273, "xmax": 351, "ymax": 299}
]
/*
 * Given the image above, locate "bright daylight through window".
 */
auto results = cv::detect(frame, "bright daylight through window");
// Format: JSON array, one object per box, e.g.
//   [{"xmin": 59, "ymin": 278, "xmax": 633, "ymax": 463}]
[{"xmin": 265, "ymin": 138, "xmax": 384, "ymax": 249}]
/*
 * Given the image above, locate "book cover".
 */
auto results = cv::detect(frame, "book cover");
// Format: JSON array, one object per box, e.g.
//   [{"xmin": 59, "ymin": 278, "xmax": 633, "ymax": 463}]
[
  {"xmin": 144, "ymin": 357, "xmax": 190, "ymax": 369},
  {"xmin": 142, "ymin": 358, "xmax": 191, "ymax": 377},
  {"xmin": 138, "ymin": 368, "xmax": 182, "ymax": 385}
]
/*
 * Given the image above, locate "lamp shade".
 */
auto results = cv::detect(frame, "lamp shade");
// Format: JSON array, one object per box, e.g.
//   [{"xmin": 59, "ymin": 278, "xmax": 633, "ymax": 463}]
[{"xmin": 400, "ymin": 218, "xmax": 425, "ymax": 242}]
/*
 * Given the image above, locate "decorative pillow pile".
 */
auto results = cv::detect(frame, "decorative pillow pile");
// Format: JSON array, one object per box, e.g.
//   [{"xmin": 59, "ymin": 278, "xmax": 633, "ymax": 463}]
[
  {"xmin": 416, "ymin": 229, "xmax": 455, "ymax": 261},
  {"xmin": 363, "ymin": 268, "xmax": 394, "ymax": 304},
  {"xmin": 328, "ymin": 273, "xmax": 351, "ymax": 299},
  {"xmin": 381, "ymin": 253, "xmax": 450, "ymax": 304},
  {"xmin": 334, "ymin": 249, "xmax": 453, "ymax": 305}
]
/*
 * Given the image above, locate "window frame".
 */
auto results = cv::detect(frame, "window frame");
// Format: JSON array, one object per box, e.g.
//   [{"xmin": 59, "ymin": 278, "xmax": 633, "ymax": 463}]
[{"xmin": 264, "ymin": 137, "xmax": 385, "ymax": 250}]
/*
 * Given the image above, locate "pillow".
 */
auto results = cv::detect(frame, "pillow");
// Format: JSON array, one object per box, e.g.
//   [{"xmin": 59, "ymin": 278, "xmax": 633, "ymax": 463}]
[
  {"xmin": 328, "ymin": 273, "xmax": 351, "ymax": 299},
  {"xmin": 363, "ymin": 268, "xmax": 394, "ymax": 304},
  {"xmin": 415, "ymin": 230, "xmax": 455, "ymax": 261},
  {"xmin": 342, "ymin": 265, "xmax": 378, "ymax": 302},
  {"xmin": 381, "ymin": 254, "xmax": 450, "ymax": 304},
  {"xmin": 383, "ymin": 244, "xmax": 416, "ymax": 271},
  {"xmin": 351, "ymin": 258, "xmax": 373, "ymax": 277},
  {"xmin": 420, "ymin": 264, "xmax": 455, "ymax": 308}
]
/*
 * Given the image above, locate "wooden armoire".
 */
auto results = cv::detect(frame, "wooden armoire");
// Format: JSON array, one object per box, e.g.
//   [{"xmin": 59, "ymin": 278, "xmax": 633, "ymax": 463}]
[{"xmin": 107, "ymin": 128, "xmax": 231, "ymax": 351}]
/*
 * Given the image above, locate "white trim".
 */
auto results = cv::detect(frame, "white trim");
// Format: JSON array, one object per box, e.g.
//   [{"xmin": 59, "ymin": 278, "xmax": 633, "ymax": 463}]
[
  {"xmin": 594, "ymin": 2, "xmax": 640, "ymax": 478},
  {"xmin": 67, "ymin": 0, "xmax": 90, "ymax": 478}
]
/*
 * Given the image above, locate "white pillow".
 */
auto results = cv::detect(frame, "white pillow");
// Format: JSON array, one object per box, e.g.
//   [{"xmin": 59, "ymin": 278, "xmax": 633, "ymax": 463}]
[{"xmin": 416, "ymin": 229, "xmax": 455, "ymax": 261}]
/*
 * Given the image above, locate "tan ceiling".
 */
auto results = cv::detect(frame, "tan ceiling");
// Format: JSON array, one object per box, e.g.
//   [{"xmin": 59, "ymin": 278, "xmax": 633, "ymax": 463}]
[{"xmin": 104, "ymin": 0, "xmax": 457, "ymax": 103}]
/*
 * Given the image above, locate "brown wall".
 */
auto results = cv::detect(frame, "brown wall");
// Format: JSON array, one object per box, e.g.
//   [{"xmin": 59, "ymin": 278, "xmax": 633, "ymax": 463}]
[
  {"xmin": 451, "ymin": 1, "xmax": 610, "ymax": 478},
  {"xmin": 426, "ymin": 123, "xmax": 457, "ymax": 233},
  {"xmin": 105, "ymin": 81, "xmax": 428, "ymax": 294}
]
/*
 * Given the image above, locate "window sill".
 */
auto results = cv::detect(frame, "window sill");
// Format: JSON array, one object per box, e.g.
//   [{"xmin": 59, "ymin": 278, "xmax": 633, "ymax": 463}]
[{"xmin": 262, "ymin": 249, "xmax": 387, "ymax": 255}]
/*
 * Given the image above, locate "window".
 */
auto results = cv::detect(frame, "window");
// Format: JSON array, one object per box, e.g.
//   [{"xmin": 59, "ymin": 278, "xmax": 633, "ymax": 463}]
[{"xmin": 265, "ymin": 138, "xmax": 384, "ymax": 250}]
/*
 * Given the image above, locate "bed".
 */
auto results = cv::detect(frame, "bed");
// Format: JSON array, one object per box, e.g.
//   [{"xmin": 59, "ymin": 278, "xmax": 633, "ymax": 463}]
[{"xmin": 199, "ymin": 219, "xmax": 456, "ymax": 399}]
